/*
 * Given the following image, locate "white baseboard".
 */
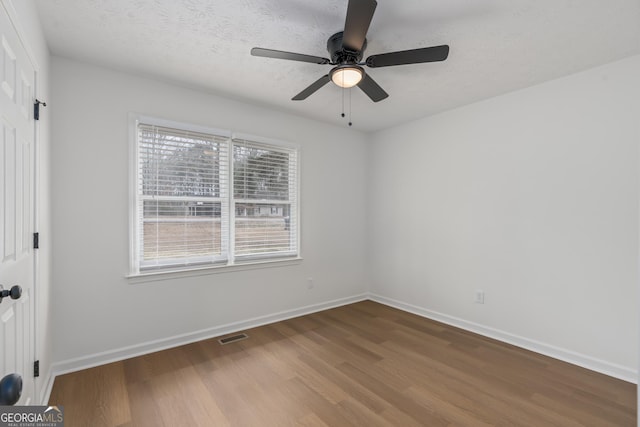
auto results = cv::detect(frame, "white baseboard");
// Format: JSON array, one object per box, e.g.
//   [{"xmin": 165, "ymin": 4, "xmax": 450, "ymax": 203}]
[
  {"xmin": 369, "ymin": 293, "xmax": 637, "ymax": 384},
  {"xmin": 50, "ymin": 293, "xmax": 368, "ymax": 378}
]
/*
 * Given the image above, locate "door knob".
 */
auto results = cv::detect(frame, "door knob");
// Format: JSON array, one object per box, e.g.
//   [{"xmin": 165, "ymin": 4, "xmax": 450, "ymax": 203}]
[
  {"xmin": 0, "ymin": 285, "xmax": 22, "ymax": 303},
  {"xmin": 0, "ymin": 373, "xmax": 22, "ymax": 405}
]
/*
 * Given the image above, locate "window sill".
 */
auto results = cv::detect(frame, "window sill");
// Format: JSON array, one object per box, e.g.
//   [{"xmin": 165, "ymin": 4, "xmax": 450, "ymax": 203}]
[{"xmin": 126, "ymin": 257, "xmax": 303, "ymax": 284}]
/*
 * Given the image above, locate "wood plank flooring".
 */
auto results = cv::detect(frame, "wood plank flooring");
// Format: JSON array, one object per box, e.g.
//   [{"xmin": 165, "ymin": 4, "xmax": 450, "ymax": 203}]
[{"xmin": 49, "ymin": 301, "xmax": 636, "ymax": 426}]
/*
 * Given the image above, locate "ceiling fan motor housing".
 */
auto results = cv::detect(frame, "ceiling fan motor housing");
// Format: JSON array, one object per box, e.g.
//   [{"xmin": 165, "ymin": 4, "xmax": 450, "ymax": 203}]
[{"xmin": 327, "ymin": 32, "xmax": 366, "ymax": 64}]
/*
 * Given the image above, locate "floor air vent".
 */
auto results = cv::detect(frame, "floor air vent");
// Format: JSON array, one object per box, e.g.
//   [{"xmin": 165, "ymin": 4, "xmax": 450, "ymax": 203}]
[{"xmin": 218, "ymin": 333, "xmax": 249, "ymax": 345}]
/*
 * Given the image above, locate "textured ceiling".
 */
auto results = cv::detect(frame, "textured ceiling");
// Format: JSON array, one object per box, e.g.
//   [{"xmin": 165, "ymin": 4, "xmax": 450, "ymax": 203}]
[{"xmin": 35, "ymin": 0, "xmax": 640, "ymax": 132}]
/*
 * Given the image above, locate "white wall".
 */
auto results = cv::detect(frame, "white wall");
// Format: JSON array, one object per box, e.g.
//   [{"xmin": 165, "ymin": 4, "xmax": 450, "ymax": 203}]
[
  {"xmin": 48, "ymin": 46, "xmax": 639, "ymax": 385},
  {"xmin": 50, "ymin": 57, "xmax": 368, "ymax": 367},
  {"xmin": 9, "ymin": 0, "xmax": 52, "ymax": 404},
  {"xmin": 368, "ymin": 55, "xmax": 640, "ymax": 381}
]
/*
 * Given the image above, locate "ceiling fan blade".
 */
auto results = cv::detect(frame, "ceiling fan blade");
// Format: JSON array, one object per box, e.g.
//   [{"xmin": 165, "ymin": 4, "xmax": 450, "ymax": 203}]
[
  {"xmin": 292, "ymin": 75, "xmax": 331, "ymax": 100},
  {"xmin": 366, "ymin": 45, "xmax": 449, "ymax": 68},
  {"xmin": 251, "ymin": 48, "xmax": 330, "ymax": 64},
  {"xmin": 357, "ymin": 73, "xmax": 388, "ymax": 102},
  {"xmin": 342, "ymin": 0, "xmax": 377, "ymax": 52}
]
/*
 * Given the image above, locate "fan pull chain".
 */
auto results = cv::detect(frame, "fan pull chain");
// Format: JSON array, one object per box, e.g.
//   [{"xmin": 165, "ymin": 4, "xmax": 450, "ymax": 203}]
[
  {"xmin": 341, "ymin": 86, "xmax": 345, "ymax": 118},
  {"xmin": 348, "ymin": 88, "xmax": 353, "ymax": 126}
]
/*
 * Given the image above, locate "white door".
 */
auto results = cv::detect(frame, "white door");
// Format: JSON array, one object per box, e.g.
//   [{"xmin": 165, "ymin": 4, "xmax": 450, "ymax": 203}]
[{"xmin": 0, "ymin": 2, "xmax": 36, "ymax": 406}]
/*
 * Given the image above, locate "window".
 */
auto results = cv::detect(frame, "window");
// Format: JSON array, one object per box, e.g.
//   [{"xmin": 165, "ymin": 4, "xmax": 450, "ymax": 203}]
[
  {"xmin": 232, "ymin": 138, "xmax": 298, "ymax": 260},
  {"xmin": 130, "ymin": 116, "xmax": 299, "ymax": 274}
]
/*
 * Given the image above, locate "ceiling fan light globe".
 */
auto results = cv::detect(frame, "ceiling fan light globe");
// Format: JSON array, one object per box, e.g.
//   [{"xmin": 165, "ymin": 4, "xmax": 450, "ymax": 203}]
[{"xmin": 331, "ymin": 67, "xmax": 363, "ymax": 88}]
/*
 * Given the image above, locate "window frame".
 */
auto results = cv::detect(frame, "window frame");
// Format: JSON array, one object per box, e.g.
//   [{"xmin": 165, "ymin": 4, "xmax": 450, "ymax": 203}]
[{"xmin": 128, "ymin": 114, "xmax": 301, "ymax": 277}]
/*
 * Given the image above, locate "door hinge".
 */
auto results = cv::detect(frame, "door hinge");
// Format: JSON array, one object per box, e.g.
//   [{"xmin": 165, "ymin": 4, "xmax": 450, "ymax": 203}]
[
  {"xmin": 33, "ymin": 360, "xmax": 40, "ymax": 378},
  {"xmin": 34, "ymin": 99, "xmax": 47, "ymax": 121},
  {"xmin": 33, "ymin": 232, "xmax": 39, "ymax": 249}
]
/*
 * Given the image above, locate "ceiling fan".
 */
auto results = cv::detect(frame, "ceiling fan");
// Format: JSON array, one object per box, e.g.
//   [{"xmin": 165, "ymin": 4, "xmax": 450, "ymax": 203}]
[{"xmin": 251, "ymin": 0, "xmax": 449, "ymax": 102}]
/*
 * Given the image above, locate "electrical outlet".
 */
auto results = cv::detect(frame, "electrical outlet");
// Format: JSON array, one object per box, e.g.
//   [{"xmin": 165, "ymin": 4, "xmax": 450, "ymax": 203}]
[
  {"xmin": 475, "ymin": 290, "xmax": 485, "ymax": 304},
  {"xmin": 307, "ymin": 277, "xmax": 314, "ymax": 289}
]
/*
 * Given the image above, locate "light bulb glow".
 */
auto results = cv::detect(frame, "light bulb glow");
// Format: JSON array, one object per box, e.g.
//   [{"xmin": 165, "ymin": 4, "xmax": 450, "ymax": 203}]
[{"xmin": 331, "ymin": 67, "xmax": 363, "ymax": 88}]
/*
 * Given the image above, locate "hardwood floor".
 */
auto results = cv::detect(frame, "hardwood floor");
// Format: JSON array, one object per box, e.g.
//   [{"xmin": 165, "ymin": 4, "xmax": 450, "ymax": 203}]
[{"xmin": 49, "ymin": 301, "xmax": 636, "ymax": 426}]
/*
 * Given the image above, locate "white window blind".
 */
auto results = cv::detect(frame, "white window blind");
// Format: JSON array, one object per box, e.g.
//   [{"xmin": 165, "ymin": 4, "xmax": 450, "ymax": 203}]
[
  {"xmin": 132, "ymin": 118, "xmax": 299, "ymax": 274},
  {"xmin": 232, "ymin": 138, "xmax": 298, "ymax": 260},
  {"xmin": 136, "ymin": 124, "xmax": 229, "ymax": 271}
]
